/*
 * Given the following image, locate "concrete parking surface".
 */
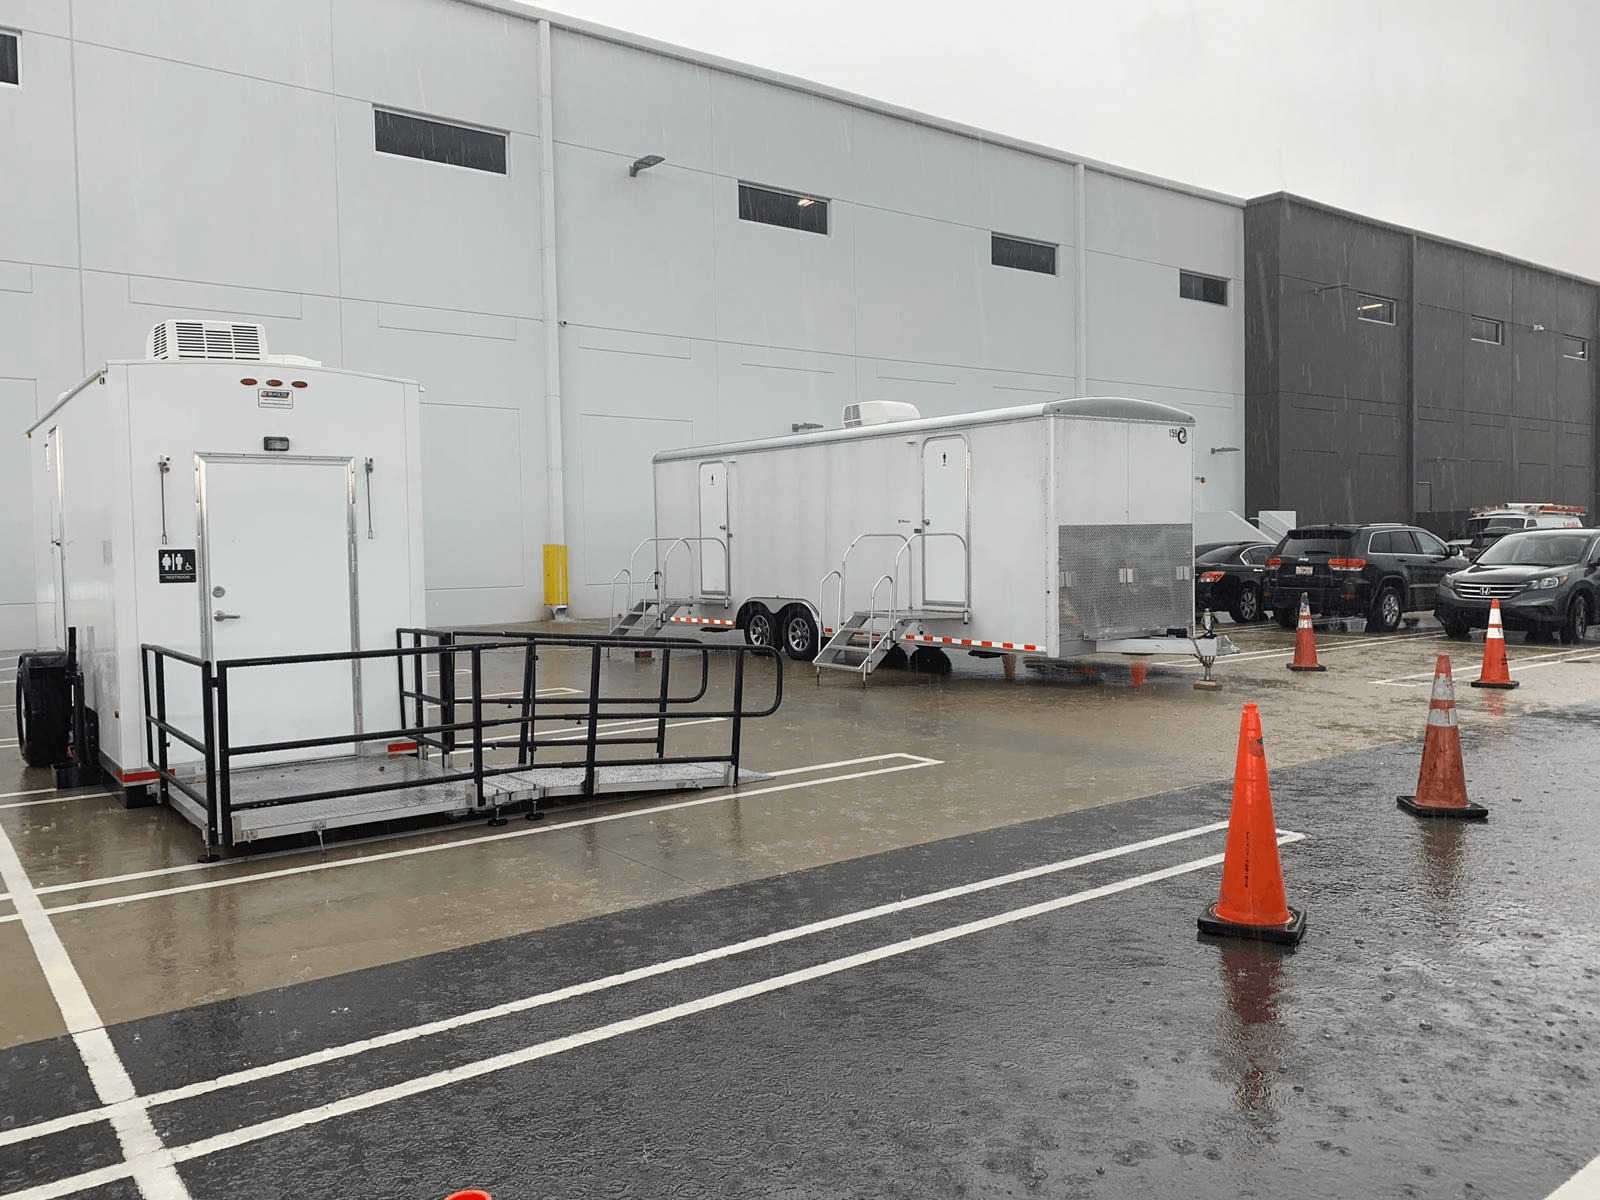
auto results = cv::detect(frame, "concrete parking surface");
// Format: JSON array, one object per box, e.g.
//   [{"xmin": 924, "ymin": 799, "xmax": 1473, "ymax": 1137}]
[{"xmin": 3, "ymin": 618, "xmax": 1598, "ymax": 1198}]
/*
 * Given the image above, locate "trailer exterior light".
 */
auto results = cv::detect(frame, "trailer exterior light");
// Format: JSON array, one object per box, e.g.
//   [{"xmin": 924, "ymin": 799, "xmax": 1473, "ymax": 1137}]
[
  {"xmin": 265, "ymin": 379, "xmax": 283, "ymax": 388},
  {"xmin": 240, "ymin": 378, "xmax": 258, "ymax": 386},
  {"xmin": 262, "ymin": 436, "xmax": 290, "ymax": 452},
  {"xmin": 291, "ymin": 380, "xmax": 308, "ymax": 389}
]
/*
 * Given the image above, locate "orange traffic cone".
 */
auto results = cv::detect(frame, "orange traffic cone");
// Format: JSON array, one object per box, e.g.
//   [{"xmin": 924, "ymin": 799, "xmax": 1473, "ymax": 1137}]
[
  {"xmin": 1286, "ymin": 593, "xmax": 1326, "ymax": 672},
  {"xmin": 1398, "ymin": 655, "xmax": 1488, "ymax": 820},
  {"xmin": 445, "ymin": 1192, "xmax": 492, "ymax": 1200},
  {"xmin": 1130, "ymin": 662, "xmax": 1148, "ymax": 687},
  {"xmin": 1198, "ymin": 703, "xmax": 1306, "ymax": 945},
  {"xmin": 1470, "ymin": 600, "xmax": 1518, "ymax": 690}
]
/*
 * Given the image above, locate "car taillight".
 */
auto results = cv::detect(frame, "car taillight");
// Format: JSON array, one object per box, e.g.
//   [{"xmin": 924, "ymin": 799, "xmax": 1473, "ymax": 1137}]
[
  {"xmin": 1200, "ymin": 571, "xmax": 1225, "ymax": 583},
  {"xmin": 1329, "ymin": 558, "xmax": 1367, "ymax": 570},
  {"xmin": 1266, "ymin": 557, "xmax": 1282, "ymax": 568}
]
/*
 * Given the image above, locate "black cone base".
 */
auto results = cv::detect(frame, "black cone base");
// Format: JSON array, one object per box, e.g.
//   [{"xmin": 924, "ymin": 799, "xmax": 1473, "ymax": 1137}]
[
  {"xmin": 1197, "ymin": 904, "xmax": 1306, "ymax": 946},
  {"xmin": 1469, "ymin": 678, "xmax": 1519, "ymax": 690},
  {"xmin": 1397, "ymin": 795, "xmax": 1488, "ymax": 820}
]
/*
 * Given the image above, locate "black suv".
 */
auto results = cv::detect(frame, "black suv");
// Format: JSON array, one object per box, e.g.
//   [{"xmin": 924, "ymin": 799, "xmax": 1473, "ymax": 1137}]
[{"xmin": 1263, "ymin": 524, "xmax": 1469, "ymax": 633}]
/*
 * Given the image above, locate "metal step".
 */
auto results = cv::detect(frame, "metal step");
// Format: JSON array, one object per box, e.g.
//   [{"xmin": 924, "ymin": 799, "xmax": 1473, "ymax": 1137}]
[
  {"xmin": 608, "ymin": 599, "xmax": 684, "ymax": 637},
  {"xmin": 814, "ymin": 613, "xmax": 914, "ymax": 681}
]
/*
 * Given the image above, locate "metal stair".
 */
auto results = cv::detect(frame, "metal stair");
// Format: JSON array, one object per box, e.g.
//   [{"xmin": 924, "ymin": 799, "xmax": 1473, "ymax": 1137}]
[
  {"xmin": 814, "ymin": 612, "xmax": 919, "ymax": 683},
  {"xmin": 608, "ymin": 599, "xmax": 685, "ymax": 638}
]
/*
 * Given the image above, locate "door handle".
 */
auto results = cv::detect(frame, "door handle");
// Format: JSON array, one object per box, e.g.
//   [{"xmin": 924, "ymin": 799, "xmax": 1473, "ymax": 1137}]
[{"xmin": 213, "ymin": 610, "xmax": 241, "ymax": 622}]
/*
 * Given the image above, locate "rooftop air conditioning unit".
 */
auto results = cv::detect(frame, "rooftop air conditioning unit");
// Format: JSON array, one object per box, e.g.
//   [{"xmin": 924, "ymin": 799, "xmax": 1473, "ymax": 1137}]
[
  {"xmin": 146, "ymin": 320, "xmax": 267, "ymax": 362},
  {"xmin": 842, "ymin": 400, "xmax": 921, "ymax": 428}
]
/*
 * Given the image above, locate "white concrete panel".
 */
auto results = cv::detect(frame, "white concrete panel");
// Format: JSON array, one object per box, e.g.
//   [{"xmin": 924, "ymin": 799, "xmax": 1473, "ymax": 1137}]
[
  {"xmin": 335, "ymin": 98, "xmax": 541, "ymax": 317},
  {"xmin": 578, "ymin": 413, "xmax": 696, "ymax": 596},
  {"xmin": 555, "ymin": 143, "xmax": 717, "ymax": 339},
  {"xmin": 0, "ymin": 264, "xmax": 82, "ymax": 399},
  {"xmin": 1086, "ymin": 251, "xmax": 1243, "ymax": 396},
  {"xmin": 713, "ymin": 181, "xmax": 855, "ymax": 355},
  {"xmin": 855, "ymin": 207, "xmax": 981, "ymax": 367},
  {"xmin": 550, "ymin": 29, "xmax": 712, "ymax": 171},
  {"xmin": 1085, "ymin": 171, "xmax": 1242, "ymax": 279},
  {"xmin": 84, "ymin": 271, "xmax": 345, "ymax": 371},
  {"xmin": 0, "ymin": 29, "xmax": 78, "ymax": 267},
  {"xmin": 75, "ymin": 45, "xmax": 340, "ymax": 294},
  {"xmin": 714, "ymin": 342, "xmax": 855, "ymax": 444},
  {"xmin": 977, "ymin": 141, "xmax": 1076, "ymax": 243},
  {"xmin": 0, "ymin": 380, "xmax": 38, "ymax": 606},
  {"xmin": 331, "ymin": 0, "xmax": 539, "ymax": 134},
  {"xmin": 851, "ymin": 111, "xmax": 981, "ymax": 228},
  {"xmin": 709, "ymin": 72, "xmax": 854, "ymax": 202},
  {"xmin": 73, "ymin": 0, "xmax": 333, "ymax": 91},
  {"xmin": 419, "ymin": 402, "xmax": 524, "ymax": 592},
  {"xmin": 0, "ymin": 2, "xmax": 69, "ymax": 35}
]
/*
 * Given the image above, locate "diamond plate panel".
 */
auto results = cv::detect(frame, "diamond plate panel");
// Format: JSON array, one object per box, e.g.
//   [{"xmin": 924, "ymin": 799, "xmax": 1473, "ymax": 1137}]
[{"xmin": 1059, "ymin": 523, "xmax": 1192, "ymax": 641}]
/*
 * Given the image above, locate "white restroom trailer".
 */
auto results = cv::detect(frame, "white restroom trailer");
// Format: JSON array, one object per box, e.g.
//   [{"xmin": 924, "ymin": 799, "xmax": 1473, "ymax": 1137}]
[
  {"xmin": 618, "ymin": 397, "xmax": 1227, "ymax": 678},
  {"xmin": 21, "ymin": 321, "xmax": 425, "ymax": 819}
]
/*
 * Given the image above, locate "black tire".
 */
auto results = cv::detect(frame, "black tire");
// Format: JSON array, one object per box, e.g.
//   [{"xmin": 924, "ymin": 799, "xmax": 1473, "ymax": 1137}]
[
  {"xmin": 1274, "ymin": 605, "xmax": 1298, "ymax": 630},
  {"xmin": 742, "ymin": 604, "xmax": 776, "ymax": 650},
  {"xmin": 1560, "ymin": 593, "xmax": 1591, "ymax": 645},
  {"xmin": 1441, "ymin": 617, "xmax": 1473, "ymax": 640},
  {"xmin": 778, "ymin": 605, "xmax": 819, "ymax": 662},
  {"xmin": 1229, "ymin": 583, "xmax": 1262, "ymax": 624},
  {"xmin": 16, "ymin": 652, "xmax": 72, "ymax": 769},
  {"xmin": 908, "ymin": 646, "xmax": 951, "ymax": 675},
  {"xmin": 1365, "ymin": 586, "xmax": 1403, "ymax": 634}
]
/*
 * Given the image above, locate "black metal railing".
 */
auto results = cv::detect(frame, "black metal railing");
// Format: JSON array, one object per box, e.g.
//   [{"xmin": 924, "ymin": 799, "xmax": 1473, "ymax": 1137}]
[{"xmin": 140, "ymin": 629, "xmax": 782, "ymax": 855}]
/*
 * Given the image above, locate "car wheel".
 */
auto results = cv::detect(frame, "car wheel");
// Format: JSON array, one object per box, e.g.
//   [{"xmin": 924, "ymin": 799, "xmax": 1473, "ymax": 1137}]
[
  {"xmin": 1441, "ymin": 617, "xmax": 1473, "ymax": 640},
  {"xmin": 778, "ymin": 605, "xmax": 819, "ymax": 661},
  {"xmin": 1365, "ymin": 586, "xmax": 1403, "ymax": 634},
  {"xmin": 1560, "ymin": 593, "xmax": 1591, "ymax": 645},
  {"xmin": 743, "ymin": 604, "xmax": 775, "ymax": 650},
  {"xmin": 1274, "ymin": 605, "xmax": 1298, "ymax": 630},
  {"xmin": 1229, "ymin": 583, "xmax": 1261, "ymax": 624}
]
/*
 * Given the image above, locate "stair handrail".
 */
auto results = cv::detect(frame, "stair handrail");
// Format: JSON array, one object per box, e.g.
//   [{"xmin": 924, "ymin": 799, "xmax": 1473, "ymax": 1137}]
[
  {"xmin": 818, "ymin": 532, "xmax": 911, "ymax": 630},
  {"xmin": 612, "ymin": 536, "xmax": 731, "ymax": 630},
  {"xmin": 893, "ymin": 530, "xmax": 971, "ymax": 618}
]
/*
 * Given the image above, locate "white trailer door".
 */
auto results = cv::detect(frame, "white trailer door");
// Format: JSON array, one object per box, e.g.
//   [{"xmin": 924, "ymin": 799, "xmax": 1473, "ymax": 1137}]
[
  {"xmin": 921, "ymin": 436, "xmax": 969, "ymax": 608},
  {"xmin": 199, "ymin": 455, "xmax": 359, "ymax": 765},
  {"xmin": 698, "ymin": 460, "xmax": 729, "ymax": 596}
]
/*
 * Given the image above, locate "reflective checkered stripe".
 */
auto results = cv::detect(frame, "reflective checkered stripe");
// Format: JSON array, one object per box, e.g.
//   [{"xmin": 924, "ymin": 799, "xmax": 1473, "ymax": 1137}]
[
  {"xmin": 899, "ymin": 634, "xmax": 1041, "ymax": 652},
  {"xmin": 667, "ymin": 615, "xmax": 737, "ymax": 627}
]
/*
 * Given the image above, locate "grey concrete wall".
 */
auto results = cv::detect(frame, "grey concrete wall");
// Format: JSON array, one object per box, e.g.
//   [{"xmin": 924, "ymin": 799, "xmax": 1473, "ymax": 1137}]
[{"xmin": 1246, "ymin": 194, "xmax": 1598, "ymax": 536}]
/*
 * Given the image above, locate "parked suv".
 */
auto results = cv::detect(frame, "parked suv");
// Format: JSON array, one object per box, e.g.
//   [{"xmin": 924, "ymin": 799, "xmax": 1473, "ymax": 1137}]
[
  {"xmin": 1434, "ymin": 528, "xmax": 1600, "ymax": 643},
  {"xmin": 1263, "ymin": 524, "xmax": 1468, "ymax": 633}
]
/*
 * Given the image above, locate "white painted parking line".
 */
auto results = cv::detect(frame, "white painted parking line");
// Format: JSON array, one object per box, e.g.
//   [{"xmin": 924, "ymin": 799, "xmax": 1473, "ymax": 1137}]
[
  {"xmin": 1544, "ymin": 1152, "xmax": 1600, "ymax": 1199},
  {"xmin": 0, "ymin": 787, "xmax": 63, "ymax": 802},
  {"xmin": 3, "ymin": 754, "xmax": 942, "ymax": 917},
  {"xmin": 0, "ymin": 825, "xmax": 191, "ymax": 1200},
  {"xmin": 0, "ymin": 823, "xmax": 1297, "ymax": 1177},
  {"xmin": 1372, "ymin": 647, "xmax": 1600, "ymax": 686},
  {"xmin": 1152, "ymin": 628, "xmax": 1444, "ymax": 668}
]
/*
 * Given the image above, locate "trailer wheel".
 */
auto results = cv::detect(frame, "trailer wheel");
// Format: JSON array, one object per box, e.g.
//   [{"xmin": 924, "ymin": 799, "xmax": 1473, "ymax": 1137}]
[
  {"xmin": 743, "ymin": 604, "xmax": 776, "ymax": 650},
  {"xmin": 778, "ymin": 606, "xmax": 819, "ymax": 661},
  {"xmin": 16, "ymin": 651, "xmax": 72, "ymax": 769}
]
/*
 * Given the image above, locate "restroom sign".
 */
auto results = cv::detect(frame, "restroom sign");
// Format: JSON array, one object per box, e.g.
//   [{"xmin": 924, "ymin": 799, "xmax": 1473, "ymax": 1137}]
[{"xmin": 158, "ymin": 548, "xmax": 197, "ymax": 583}]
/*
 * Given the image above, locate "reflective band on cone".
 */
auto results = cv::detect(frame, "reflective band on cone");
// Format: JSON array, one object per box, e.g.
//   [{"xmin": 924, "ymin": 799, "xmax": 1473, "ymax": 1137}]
[
  {"xmin": 1470, "ymin": 599, "xmax": 1519, "ymax": 690},
  {"xmin": 1287, "ymin": 593, "xmax": 1326, "ymax": 672},
  {"xmin": 1197, "ymin": 703, "xmax": 1306, "ymax": 945},
  {"xmin": 1398, "ymin": 654, "xmax": 1488, "ymax": 819}
]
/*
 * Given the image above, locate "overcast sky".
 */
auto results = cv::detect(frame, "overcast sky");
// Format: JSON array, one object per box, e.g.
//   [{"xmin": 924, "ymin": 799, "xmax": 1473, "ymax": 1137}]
[{"xmin": 531, "ymin": 0, "xmax": 1600, "ymax": 281}]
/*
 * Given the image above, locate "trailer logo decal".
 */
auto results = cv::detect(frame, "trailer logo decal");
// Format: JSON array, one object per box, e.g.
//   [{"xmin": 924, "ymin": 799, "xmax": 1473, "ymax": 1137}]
[
  {"xmin": 158, "ymin": 548, "xmax": 197, "ymax": 583},
  {"xmin": 257, "ymin": 388, "xmax": 294, "ymax": 409},
  {"xmin": 1169, "ymin": 427, "xmax": 1188, "ymax": 444}
]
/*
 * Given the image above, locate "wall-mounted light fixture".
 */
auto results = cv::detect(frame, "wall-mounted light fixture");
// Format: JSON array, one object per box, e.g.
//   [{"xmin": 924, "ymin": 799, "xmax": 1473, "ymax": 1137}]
[
  {"xmin": 1210, "ymin": 446, "xmax": 1242, "ymax": 455},
  {"xmin": 1312, "ymin": 282, "xmax": 1352, "ymax": 295},
  {"xmin": 629, "ymin": 154, "xmax": 665, "ymax": 178},
  {"xmin": 791, "ymin": 421, "xmax": 823, "ymax": 433}
]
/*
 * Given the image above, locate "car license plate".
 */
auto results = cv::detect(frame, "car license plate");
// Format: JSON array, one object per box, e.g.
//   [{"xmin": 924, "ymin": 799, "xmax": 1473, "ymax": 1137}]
[{"xmin": 1296, "ymin": 565, "xmax": 1312, "ymax": 575}]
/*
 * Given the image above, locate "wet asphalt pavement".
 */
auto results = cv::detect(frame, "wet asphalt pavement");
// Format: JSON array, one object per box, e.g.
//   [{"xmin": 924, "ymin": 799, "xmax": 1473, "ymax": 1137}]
[{"xmin": 6, "ymin": 692, "xmax": 1597, "ymax": 1199}]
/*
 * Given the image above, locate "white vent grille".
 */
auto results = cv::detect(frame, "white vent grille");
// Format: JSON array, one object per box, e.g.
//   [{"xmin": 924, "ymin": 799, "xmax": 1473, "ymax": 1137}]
[{"xmin": 146, "ymin": 320, "xmax": 267, "ymax": 361}]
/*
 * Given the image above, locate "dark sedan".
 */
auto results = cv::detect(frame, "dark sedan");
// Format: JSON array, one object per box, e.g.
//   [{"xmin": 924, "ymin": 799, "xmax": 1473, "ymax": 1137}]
[
  {"xmin": 1434, "ymin": 528, "xmax": 1600, "ymax": 643},
  {"xmin": 1195, "ymin": 542, "xmax": 1275, "ymax": 623}
]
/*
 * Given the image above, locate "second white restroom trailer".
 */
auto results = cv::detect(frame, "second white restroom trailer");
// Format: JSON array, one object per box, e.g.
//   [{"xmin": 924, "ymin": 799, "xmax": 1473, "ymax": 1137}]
[{"xmin": 616, "ymin": 397, "xmax": 1230, "ymax": 680}]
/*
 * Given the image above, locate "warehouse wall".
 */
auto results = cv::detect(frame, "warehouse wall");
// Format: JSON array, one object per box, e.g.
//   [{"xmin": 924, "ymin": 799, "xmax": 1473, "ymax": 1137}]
[
  {"xmin": 1246, "ymin": 194, "xmax": 1598, "ymax": 534},
  {"xmin": 0, "ymin": 0, "xmax": 1246, "ymax": 641}
]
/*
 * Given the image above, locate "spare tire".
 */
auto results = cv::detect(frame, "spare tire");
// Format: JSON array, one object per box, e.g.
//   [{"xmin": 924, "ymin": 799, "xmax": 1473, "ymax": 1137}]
[{"xmin": 16, "ymin": 651, "xmax": 72, "ymax": 769}]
